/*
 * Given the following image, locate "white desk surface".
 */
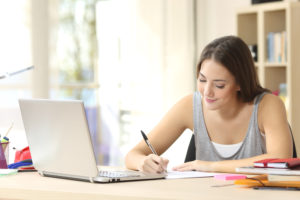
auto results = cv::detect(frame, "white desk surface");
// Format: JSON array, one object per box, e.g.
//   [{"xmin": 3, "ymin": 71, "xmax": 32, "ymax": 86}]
[{"xmin": 0, "ymin": 172, "xmax": 299, "ymax": 200}]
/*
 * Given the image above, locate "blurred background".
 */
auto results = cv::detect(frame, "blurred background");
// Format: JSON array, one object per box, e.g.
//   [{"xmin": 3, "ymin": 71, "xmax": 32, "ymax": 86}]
[{"xmin": 0, "ymin": 0, "xmax": 252, "ymax": 167}]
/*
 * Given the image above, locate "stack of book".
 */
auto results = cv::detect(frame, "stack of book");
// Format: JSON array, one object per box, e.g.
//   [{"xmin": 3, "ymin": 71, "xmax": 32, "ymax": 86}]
[
  {"xmin": 254, "ymin": 158, "xmax": 300, "ymax": 168},
  {"xmin": 235, "ymin": 158, "xmax": 300, "ymax": 189},
  {"xmin": 267, "ymin": 31, "xmax": 287, "ymax": 63},
  {"xmin": 255, "ymin": 158, "xmax": 300, "ymax": 182}
]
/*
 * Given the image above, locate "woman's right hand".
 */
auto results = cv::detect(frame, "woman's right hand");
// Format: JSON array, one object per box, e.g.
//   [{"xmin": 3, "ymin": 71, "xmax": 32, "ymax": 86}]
[{"xmin": 138, "ymin": 154, "xmax": 169, "ymax": 174}]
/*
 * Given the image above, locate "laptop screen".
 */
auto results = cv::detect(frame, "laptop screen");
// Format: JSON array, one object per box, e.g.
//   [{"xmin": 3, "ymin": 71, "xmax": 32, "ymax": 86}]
[{"xmin": 19, "ymin": 99, "xmax": 99, "ymax": 179}]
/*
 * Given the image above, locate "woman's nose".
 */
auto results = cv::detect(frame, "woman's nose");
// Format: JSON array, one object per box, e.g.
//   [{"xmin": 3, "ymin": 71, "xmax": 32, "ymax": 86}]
[{"xmin": 204, "ymin": 84, "xmax": 214, "ymax": 97}]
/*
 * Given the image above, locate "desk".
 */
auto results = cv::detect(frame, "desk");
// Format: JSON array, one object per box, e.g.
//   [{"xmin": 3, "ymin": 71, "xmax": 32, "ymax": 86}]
[{"xmin": 0, "ymin": 172, "xmax": 299, "ymax": 200}]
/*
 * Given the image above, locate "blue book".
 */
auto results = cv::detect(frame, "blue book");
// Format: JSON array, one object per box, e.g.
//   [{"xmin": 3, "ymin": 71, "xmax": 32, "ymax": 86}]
[
  {"xmin": 269, "ymin": 32, "xmax": 275, "ymax": 62},
  {"xmin": 267, "ymin": 33, "xmax": 271, "ymax": 62}
]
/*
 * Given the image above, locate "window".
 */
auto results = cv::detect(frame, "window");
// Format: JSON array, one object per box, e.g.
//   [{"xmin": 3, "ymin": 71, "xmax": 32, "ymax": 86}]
[
  {"xmin": 0, "ymin": 1, "xmax": 33, "ymax": 163},
  {"xmin": 50, "ymin": 0, "xmax": 101, "ymax": 163}
]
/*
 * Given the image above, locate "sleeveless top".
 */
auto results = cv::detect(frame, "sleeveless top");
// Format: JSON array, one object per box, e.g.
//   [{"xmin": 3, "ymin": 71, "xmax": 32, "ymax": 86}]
[{"xmin": 193, "ymin": 91, "xmax": 267, "ymax": 161}]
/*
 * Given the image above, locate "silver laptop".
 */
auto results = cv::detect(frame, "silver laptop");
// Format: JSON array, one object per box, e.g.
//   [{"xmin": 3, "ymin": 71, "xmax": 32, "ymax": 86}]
[{"xmin": 18, "ymin": 99, "xmax": 166, "ymax": 183}]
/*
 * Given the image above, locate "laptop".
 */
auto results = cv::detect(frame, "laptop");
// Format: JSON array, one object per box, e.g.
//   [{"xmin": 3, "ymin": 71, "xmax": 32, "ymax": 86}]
[{"xmin": 18, "ymin": 99, "xmax": 166, "ymax": 183}]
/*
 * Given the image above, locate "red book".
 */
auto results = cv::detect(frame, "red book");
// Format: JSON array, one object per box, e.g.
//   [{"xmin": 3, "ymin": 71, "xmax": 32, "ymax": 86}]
[
  {"xmin": 267, "ymin": 158, "xmax": 300, "ymax": 169},
  {"xmin": 254, "ymin": 158, "xmax": 300, "ymax": 169},
  {"xmin": 254, "ymin": 158, "xmax": 279, "ymax": 168}
]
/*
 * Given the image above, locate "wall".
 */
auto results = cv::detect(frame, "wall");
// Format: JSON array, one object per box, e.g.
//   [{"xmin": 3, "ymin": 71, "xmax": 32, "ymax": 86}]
[
  {"xmin": 196, "ymin": 0, "xmax": 251, "ymax": 56},
  {"xmin": 163, "ymin": 0, "xmax": 196, "ymax": 110}
]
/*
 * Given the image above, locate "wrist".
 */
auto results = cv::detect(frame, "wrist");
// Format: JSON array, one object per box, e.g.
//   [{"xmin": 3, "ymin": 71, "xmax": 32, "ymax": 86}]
[{"xmin": 137, "ymin": 155, "xmax": 148, "ymax": 171}]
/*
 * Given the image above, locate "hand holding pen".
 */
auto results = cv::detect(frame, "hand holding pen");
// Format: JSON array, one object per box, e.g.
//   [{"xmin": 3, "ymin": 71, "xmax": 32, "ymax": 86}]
[{"xmin": 140, "ymin": 130, "xmax": 168, "ymax": 173}]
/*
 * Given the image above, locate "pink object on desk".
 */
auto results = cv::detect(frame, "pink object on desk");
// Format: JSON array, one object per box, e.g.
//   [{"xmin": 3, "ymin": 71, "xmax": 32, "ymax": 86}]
[
  {"xmin": 214, "ymin": 174, "xmax": 247, "ymax": 181},
  {"xmin": 0, "ymin": 142, "xmax": 8, "ymax": 169}
]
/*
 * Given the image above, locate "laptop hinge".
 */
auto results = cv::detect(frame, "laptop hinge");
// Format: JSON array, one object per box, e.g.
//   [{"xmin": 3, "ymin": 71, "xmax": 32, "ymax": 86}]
[
  {"xmin": 89, "ymin": 177, "xmax": 94, "ymax": 183},
  {"xmin": 38, "ymin": 171, "xmax": 44, "ymax": 176}
]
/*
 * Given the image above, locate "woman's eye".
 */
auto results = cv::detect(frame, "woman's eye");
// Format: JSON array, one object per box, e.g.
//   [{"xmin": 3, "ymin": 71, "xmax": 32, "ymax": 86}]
[
  {"xmin": 216, "ymin": 85, "xmax": 225, "ymax": 89},
  {"xmin": 199, "ymin": 79, "xmax": 206, "ymax": 82}
]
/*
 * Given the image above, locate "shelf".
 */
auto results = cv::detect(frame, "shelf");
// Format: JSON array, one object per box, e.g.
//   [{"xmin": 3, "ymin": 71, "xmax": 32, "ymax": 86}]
[
  {"xmin": 264, "ymin": 9, "xmax": 286, "ymax": 34},
  {"xmin": 264, "ymin": 67, "xmax": 286, "ymax": 91},
  {"xmin": 237, "ymin": 1, "xmax": 300, "ymax": 152},
  {"xmin": 237, "ymin": 13, "xmax": 257, "ymax": 46},
  {"xmin": 264, "ymin": 62, "xmax": 287, "ymax": 67}
]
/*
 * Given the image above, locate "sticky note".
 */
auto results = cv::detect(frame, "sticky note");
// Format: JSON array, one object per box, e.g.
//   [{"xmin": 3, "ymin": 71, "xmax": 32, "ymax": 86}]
[{"xmin": 214, "ymin": 174, "xmax": 247, "ymax": 181}]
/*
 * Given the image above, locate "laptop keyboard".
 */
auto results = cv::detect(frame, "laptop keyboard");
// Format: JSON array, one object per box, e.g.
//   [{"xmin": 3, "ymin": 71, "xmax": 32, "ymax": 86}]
[{"xmin": 98, "ymin": 170, "xmax": 141, "ymax": 178}]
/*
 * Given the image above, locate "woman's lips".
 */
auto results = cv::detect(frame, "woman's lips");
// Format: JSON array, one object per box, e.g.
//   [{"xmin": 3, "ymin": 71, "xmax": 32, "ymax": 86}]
[{"xmin": 205, "ymin": 98, "xmax": 216, "ymax": 103}]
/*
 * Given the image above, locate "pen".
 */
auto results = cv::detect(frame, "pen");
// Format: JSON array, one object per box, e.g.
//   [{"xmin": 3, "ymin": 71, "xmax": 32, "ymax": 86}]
[
  {"xmin": 141, "ymin": 130, "xmax": 158, "ymax": 155},
  {"xmin": 9, "ymin": 66, "xmax": 34, "ymax": 76},
  {"xmin": 0, "ymin": 66, "xmax": 34, "ymax": 79},
  {"xmin": 1, "ymin": 122, "xmax": 14, "ymax": 143},
  {"xmin": 253, "ymin": 186, "xmax": 300, "ymax": 191}
]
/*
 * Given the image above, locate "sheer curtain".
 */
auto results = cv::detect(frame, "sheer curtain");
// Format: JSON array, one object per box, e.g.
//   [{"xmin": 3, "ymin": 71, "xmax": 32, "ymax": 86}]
[{"xmin": 0, "ymin": 1, "xmax": 33, "ymax": 163}]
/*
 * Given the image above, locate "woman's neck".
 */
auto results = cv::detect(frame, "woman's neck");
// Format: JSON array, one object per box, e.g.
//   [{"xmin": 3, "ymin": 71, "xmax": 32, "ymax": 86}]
[{"xmin": 207, "ymin": 97, "xmax": 250, "ymax": 121}]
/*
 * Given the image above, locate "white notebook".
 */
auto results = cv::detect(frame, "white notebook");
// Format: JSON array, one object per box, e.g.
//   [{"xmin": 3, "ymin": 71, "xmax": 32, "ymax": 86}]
[{"xmin": 236, "ymin": 166, "xmax": 300, "ymax": 175}]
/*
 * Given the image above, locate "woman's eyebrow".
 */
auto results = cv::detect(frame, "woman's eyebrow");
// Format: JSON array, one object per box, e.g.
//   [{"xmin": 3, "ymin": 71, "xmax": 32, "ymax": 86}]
[
  {"xmin": 213, "ymin": 79, "xmax": 227, "ymax": 82},
  {"xmin": 199, "ymin": 72, "xmax": 206, "ymax": 78},
  {"xmin": 199, "ymin": 72, "xmax": 227, "ymax": 82}
]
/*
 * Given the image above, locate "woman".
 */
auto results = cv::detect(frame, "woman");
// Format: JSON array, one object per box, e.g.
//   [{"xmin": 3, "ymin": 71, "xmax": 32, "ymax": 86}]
[{"xmin": 125, "ymin": 36, "xmax": 292, "ymax": 173}]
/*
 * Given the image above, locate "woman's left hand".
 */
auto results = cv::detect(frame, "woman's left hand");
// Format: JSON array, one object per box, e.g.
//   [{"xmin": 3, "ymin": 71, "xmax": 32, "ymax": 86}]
[{"xmin": 172, "ymin": 160, "xmax": 214, "ymax": 172}]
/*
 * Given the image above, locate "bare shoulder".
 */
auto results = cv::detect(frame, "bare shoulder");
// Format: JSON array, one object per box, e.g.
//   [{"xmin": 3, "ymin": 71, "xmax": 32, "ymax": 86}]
[
  {"xmin": 259, "ymin": 93, "xmax": 286, "ymax": 112},
  {"xmin": 258, "ymin": 93, "xmax": 288, "ymax": 131},
  {"xmin": 177, "ymin": 93, "xmax": 193, "ymax": 106},
  {"xmin": 167, "ymin": 93, "xmax": 193, "ymax": 129},
  {"xmin": 162, "ymin": 93, "xmax": 193, "ymax": 116}
]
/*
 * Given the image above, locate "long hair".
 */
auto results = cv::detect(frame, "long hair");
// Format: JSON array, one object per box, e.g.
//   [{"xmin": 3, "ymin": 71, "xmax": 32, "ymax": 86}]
[{"xmin": 197, "ymin": 36, "xmax": 268, "ymax": 102}]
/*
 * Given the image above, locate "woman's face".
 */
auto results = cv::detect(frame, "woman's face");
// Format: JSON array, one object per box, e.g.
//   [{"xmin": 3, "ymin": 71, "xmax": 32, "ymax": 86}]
[{"xmin": 197, "ymin": 59, "xmax": 240, "ymax": 110}]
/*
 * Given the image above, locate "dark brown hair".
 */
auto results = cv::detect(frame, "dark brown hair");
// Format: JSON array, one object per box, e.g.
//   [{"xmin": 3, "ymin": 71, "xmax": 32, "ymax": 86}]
[{"xmin": 197, "ymin": 35, "xmax": 268, "ymax": 102}]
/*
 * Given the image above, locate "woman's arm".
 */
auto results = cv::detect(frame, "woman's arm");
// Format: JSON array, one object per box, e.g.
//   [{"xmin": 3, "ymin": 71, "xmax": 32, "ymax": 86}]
[
  {"xmin": 259, "ymin": 94, "xmax": 293, "ymax": 158},
  {"xmin": 125, "ymin": 94, "xmax": 193, "ymax": 173},
  {"xmin": 173, "ymin": 94, "xmax": 293, "ymax": 173}
]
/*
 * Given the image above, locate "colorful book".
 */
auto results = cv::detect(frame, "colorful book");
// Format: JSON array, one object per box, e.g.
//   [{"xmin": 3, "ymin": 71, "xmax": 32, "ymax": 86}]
[{"xmin": 266, "ymin": 31, "xmax": 287, "ymax": 63}]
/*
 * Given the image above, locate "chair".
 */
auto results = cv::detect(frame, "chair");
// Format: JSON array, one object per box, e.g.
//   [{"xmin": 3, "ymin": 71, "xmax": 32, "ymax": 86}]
[
  {"xmin": 184, "ymin": 134, "xmax": 196, "ymax": 162},
  {"xmin": 289, "ymin": 125, "xmax": 297, "ymax": 158},
  {"xmin": 184, "ymin": 126, "xmax": 297, "ymax": 162}
]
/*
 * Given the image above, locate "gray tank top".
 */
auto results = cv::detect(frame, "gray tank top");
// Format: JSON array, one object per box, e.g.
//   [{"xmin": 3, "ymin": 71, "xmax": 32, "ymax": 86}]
[{"xmin": 193, "ymin": 91, "xmax": 267, "ymax": 161}]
